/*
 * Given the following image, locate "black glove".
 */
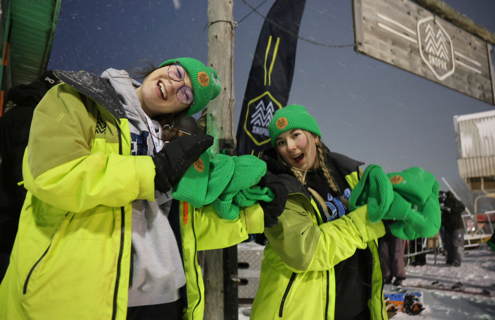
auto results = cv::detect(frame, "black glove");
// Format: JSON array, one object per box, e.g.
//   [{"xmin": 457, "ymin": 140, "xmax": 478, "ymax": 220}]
[
  {"xmin": 258, "ymin": 172, "xmax": 288, "ymax": 228},
  {"xmin": 152, "ymin": 134, "xmax": 214, "ymax": 193}
]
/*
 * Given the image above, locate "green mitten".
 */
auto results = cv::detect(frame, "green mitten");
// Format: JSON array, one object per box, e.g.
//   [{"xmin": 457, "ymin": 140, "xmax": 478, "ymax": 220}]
[
  {"xmin": 386, "ymin": 167, "xmax": 437, "ymax": 204},
  {"xmin": 234, "ymin": 186, "xmax": 274, "ymax": 207},
  {"xmin": 172, "ymin": 152, "xmax": 210, "ymax": 208},
  {"xmin": 349, "ymin": 164, "xmax": 394, "ymax": 222},
  {"xmin": 211, "ymin": 155, "xmax": 268, "ymax": 220},
  {"xmin": 386, "ymin": 179, "xmax": 441, "ymax": 240},
  {"xmin": 204, "ymin": 154, "xmax": 235, "ymax": 204}
]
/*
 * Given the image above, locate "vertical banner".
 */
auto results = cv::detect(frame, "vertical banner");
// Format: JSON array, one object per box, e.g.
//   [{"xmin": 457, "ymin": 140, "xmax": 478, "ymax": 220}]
[{"xmin": 236, "ymin": 0, "xmax": 306, "ymax": 156}]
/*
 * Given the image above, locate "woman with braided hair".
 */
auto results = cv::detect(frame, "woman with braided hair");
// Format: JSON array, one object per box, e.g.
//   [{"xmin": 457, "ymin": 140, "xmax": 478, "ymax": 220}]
[{"xmin": 251, "ymin": 104, "xmax": 388, "ymax": 320}]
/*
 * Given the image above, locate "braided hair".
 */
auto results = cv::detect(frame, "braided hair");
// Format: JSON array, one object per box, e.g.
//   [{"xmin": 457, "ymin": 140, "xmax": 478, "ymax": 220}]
[{"xmin": 315, "ymin": 141, "xmax": 339, "ymax": 194}]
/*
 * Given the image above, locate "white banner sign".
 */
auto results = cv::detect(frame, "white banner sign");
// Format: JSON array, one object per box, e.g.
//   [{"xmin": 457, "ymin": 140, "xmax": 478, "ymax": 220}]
[{"xmin": 353, "ymin": 0, "xmax": 495, "ymax": 104}]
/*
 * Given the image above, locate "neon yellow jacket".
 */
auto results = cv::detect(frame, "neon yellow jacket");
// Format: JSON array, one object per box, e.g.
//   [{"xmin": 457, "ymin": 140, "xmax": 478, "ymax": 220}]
[
  {"xmin": 250, "ymin": 155, "xmax": 388, "ymax": 320},
  {"xmin": 0, "ymin": 70, "xmax": 264, "ymax": 320}
]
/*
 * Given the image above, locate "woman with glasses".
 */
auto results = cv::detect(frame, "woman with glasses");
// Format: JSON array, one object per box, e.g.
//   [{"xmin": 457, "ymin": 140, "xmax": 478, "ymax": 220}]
[
  {"xmin": 250, "ymin": 105, "xmax": 388, "ymax": 320},
  {"xmin": 0, "ymin": 58, "xmax": 271, "ymax": 320}
]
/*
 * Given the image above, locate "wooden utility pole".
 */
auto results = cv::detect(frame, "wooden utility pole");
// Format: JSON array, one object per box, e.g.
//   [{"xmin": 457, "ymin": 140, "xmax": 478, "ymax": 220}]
[
  {"xmin": 411, "ymin": 0, "xmax": 495, "ymax": 45},
  {"xmin": 204, "ymin": 0, "xmax": 237, "ymax": 320},
  {"xmin": 206, "ymin": 0, "xmax": 236, "ymax": 155}
]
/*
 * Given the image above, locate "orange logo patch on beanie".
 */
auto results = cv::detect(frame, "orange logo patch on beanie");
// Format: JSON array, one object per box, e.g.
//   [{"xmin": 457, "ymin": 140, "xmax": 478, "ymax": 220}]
[
  {"xmin": 390, "ymin": 175, "xmax": 404, "ymax": 185},
  {"xmin": 194, "ymin": 158, "xmax": 205, "ymax": 173},
  {"xmin": 198, "ymin": 72, "xmax": 210, "ymax": 87},
  {"xmin": 276, "ymin": 117, "xmax": 288, "ymax": 129}
]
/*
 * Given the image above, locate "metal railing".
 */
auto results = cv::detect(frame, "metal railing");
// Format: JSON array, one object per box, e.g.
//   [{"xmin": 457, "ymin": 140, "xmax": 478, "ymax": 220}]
[
  {"xmin": 404, "ymin": 211, "xmax": 495, "ymax": 264},
  {"xmin": 462, "ymin": 210, "xmax": 495, "ymax": 248},
  {"xmin": 405, "ymin": 234, "xmax": 441, "ymax": 264}
]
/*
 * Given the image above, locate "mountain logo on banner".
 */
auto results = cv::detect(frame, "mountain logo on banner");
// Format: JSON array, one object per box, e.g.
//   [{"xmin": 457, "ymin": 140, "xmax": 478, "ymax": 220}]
[
  {"xmin": 425, "ymin": 25, "xmax": 449, "ymax": 62},
  {"xmin": 244, "ymin": 91, "xmax": 282, "ymax": 146},
  {"xmin": 418, "ymin": 16, "xmax": 455, "ymax": 81},
  {"xmin": 251, "ymin": 100, "xmax": 275, "ymax": 131}
]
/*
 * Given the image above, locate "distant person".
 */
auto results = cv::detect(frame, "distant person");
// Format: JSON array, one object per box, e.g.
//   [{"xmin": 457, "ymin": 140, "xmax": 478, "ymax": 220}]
[
  {"xmin": 439, "ymin": 191, "xmax": 465, "ymax": 267},
  {"xmin": 0, "ymin": 58, "xmax": 283, "ymax": 320},
  {"xmin": 0, "ymin": 71, "xmax": 60, "ymax": 281},
  {"xmin": 379, "ymin": 231, "xmax": 407, "ymax": 286}
]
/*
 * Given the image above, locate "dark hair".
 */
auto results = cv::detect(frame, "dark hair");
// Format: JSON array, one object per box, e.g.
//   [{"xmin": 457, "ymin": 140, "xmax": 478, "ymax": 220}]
[
  {"xmin": 198, "ymin": 108, "xmax": 208, "ymax": 133},
  {"xmin": 130, "ymin": 60, "xmax": 161, "ymax": 79},
  {"xmin": 129, "ymin": 60, "xmax": 188, "ymax": 142}
]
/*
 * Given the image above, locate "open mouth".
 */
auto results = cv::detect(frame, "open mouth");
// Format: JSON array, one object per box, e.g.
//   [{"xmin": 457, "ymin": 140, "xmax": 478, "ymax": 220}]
[
  {"xmin": 293, "ymin": 154, "xmax": 305, "ymax": 164},
  {"xmin": 157, "ymin": 81, "xmax": 167, "ymax": 100}
]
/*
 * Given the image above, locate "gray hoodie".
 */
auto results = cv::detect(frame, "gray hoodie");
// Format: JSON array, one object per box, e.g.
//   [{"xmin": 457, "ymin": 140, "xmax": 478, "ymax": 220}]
[{"xmin": 101, "ymin": 68, "xmax": 186, "ymax": 307}]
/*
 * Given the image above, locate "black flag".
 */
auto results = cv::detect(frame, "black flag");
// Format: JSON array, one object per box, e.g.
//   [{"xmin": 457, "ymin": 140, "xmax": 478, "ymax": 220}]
[{"xmin": 236, "ymin": 0, "xmax": 306, "ymax": 156}]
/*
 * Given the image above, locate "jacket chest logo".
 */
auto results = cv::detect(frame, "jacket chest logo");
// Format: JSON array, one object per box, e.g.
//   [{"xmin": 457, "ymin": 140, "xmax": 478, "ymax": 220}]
[{"xmin": 96, "ymin": 116, "xmax": 107, "ymax": 134}]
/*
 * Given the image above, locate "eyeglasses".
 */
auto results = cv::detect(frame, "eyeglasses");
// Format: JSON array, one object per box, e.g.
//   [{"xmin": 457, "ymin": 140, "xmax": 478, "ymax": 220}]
[{"xmin": 168, "ymin": 63, "xmax": 194, "ymax": 105}]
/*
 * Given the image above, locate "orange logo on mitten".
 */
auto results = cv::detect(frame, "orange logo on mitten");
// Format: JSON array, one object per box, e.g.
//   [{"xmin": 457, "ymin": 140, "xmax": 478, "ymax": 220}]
[
  {"xmin": 276, "ymin": 117, "xmax": 288, "ymax": 129},
  {"xmin": 194, "ymin": 158, "xmax": 205, "ymax": 172},
  {"xmin": 390, "ymin": 175, "xmax": 404, "ymax": 185},
  {"xmin": 198, "ymin": 72, "xmax": 210, "ymax": 87}
]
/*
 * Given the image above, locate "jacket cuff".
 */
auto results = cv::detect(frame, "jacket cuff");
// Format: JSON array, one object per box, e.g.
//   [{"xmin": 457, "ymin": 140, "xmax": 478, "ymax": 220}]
[
  {"xmin": 349, "ymin": 204, "xmax": 386, "ymax": 242},
  {"xmin": 243, "ymin": 203, "xmax": 265, "ymax": 234},
  {"xmin": 135, "ymin": 156, "xmax": 156, "ymax": 202}
]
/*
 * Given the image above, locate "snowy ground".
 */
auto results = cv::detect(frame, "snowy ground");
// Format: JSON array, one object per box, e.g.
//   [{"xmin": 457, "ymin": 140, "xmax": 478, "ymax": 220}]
[{"xmin": 238, "ymin": 244, "xmax": 495, "ymax": 319}]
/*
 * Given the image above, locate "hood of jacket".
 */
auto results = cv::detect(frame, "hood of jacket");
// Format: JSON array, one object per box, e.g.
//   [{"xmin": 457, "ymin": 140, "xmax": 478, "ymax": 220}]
[{"xmin": 54, "ymin": 69, "xmax": 127, "ymax": 122}]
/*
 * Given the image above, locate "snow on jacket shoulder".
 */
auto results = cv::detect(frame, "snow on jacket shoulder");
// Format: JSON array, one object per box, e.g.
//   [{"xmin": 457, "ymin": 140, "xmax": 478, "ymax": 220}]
[{"xmin": 25, "ymin": 72, "xmax": 156, "ymax": 211}]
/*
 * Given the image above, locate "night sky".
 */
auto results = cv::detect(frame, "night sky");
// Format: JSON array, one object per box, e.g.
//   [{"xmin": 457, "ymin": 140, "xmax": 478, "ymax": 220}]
[{"xmin": 47, "ymin": 0, "xmax": 495, "ymax": 210}]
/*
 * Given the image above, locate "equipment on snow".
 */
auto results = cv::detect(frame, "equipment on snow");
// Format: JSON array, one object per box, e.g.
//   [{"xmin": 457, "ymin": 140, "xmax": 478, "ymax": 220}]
[{"xmin": 384, "ymin": 291, "xmax": 424, "ymax": 315}]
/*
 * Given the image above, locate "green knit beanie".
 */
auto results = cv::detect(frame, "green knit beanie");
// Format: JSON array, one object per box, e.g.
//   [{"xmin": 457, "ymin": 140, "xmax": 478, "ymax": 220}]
[
  {"xmin": 172, "ymin": 153, "xmax": 271, "ymax": 220},
  {"xmin": 159, "ymin": 57, "xmax": 221, "ymax": 116},
  {"xmin": 268, "ymin": 104, "xmax": 321, "ymax": 147}
]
